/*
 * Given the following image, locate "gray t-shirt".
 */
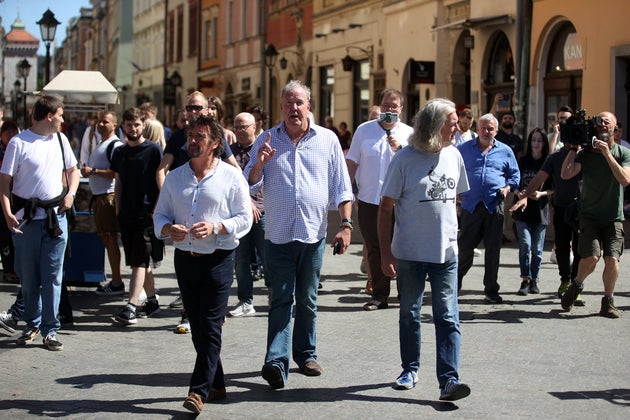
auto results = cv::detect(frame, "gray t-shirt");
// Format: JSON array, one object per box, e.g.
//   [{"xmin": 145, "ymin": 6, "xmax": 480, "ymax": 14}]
[{"xmin": 381, "ymin": 145, "xmax": 469, "ymax": 264}]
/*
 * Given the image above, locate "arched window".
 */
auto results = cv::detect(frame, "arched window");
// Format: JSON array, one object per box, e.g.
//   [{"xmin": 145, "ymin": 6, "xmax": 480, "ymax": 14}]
[
  {"xmin": 484, "ymin": 32, "xmax": 515, "ymax": 112},
  {"xmin": 543, "ymin": 22, "xmax": 582, "ymax": 120}
]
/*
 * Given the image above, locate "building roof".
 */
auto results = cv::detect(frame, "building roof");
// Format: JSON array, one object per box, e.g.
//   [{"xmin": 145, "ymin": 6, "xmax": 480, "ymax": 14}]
[{"xmin": 4, "ymin": 16, "xmax": 40, "ymax": 44}]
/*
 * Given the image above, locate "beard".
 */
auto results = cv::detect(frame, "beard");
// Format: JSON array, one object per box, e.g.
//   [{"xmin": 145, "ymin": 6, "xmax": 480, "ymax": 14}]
[{"xmin": 502, "ymin": 122, "xmax": 513, "ymax": 130}]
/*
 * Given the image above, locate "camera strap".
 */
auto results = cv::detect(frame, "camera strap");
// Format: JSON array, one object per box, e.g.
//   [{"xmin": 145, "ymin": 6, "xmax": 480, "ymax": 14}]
[{"xmin": 377, "ymin": 121, "xmax": 392, "ymax": 137}]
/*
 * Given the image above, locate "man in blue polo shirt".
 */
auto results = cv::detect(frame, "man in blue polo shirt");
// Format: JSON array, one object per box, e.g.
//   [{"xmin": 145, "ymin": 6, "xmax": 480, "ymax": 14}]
[{"xmin": 457, "ymin": 113, "xmax": 519, "ymax": 303}]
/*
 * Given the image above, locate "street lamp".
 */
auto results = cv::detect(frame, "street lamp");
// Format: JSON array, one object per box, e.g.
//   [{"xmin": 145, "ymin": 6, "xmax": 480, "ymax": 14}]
[
  {"xmin": 13, "ymin": 80, "xmax": 21, "ymax": 121},
  {"xmin": 17, "ymin": 59, "xmax": 31, "ymax": 122},
  {"xmin": 263, "ymin": 44, "xmax": 279, "ymax": 125},
  {"xmin": 37, "ymin": 9, "xmax": 61, "ymax": 85}
]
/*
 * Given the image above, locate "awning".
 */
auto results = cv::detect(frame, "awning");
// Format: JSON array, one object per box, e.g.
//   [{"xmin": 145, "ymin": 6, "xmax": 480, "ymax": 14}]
[{"xmin": 431, "ymin": 14, "xmax": 513, "ymax": 31}]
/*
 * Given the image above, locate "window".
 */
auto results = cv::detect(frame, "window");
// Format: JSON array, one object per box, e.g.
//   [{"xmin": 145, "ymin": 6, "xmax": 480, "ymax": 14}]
[
  {"xmin": 203, "ymin": 6, "xmax": 219, "ymax": 60},
  {"xmin": 176, "ymin": 5, "xmax": 184, "ymax": 62},
  {"xmin": 319, "ymin": 66, "xmax": 335, "ymax": 123},
  {"xmin": 352, "ymin": 60, "xmax": 370, "ymax": 128},
  {"xmin": 188, "ymin": 0, "xmax": 198, "ymax": 57}
]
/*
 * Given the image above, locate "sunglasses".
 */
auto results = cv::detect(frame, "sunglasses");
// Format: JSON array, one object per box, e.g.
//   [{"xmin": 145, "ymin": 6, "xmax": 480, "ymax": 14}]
[{"xmin": 185, "ymin": 105, "xmax": 205, "ymax": 112}]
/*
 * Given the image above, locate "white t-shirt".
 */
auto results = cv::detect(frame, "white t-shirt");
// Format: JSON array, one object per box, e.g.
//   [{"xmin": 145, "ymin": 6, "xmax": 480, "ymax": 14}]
[
  {"xmin": 381, "ymin": 144, "xmax": 469, "ymax": 264},
  {"xmin": 0, "ymin": 130, "xmax": 77, "ymax": 220},
  {"xmin": 79, "ymin": 124, "xmax": 102, "ymax": 166},
  {"xmin": 87, "ymin": 135, "xmax": 122, "ymax": 195},
  {"xmin": 346, "ymin": 119, "xmax": 414, "ymax": 205}
]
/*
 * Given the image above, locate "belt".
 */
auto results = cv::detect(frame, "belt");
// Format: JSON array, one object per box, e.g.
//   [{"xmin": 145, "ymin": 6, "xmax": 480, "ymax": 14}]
[{"xmin": 187, "ymin": 251, "xmax": 209, "ymax": 257}]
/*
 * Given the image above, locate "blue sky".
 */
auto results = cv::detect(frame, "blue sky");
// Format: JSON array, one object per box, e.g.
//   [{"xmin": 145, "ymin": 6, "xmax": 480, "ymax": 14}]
[{"xmin": 1, "ymin": 0, "xmax": 92, "ymax": 55}]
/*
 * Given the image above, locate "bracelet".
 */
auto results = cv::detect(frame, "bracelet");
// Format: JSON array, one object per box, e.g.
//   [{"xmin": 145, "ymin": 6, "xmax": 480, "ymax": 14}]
[
  {"xmin": 340, "ymin": 218, "xmax": 353, "ymax": 231},
  {"xmin": 340, "ymin": 221, "xmax": 353, "ymax": 231}
]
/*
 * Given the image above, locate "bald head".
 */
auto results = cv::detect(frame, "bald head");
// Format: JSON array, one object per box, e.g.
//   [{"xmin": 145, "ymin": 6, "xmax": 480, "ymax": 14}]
[{"xmin": 234, "ymin": 112, "xmax": 257, "ymax": 146}]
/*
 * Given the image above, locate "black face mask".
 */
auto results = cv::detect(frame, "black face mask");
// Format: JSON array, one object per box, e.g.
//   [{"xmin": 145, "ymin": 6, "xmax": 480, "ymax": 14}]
[{"xmin": 502, "ymin": 122, "xmax": 513, "ymax": 130}]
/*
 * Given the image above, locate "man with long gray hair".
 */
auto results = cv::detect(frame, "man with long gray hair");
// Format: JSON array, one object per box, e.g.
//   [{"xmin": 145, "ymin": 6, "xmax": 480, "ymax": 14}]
[{"xmin": 379, "ymin": 98, "xmax": 471, "ymax": 401}]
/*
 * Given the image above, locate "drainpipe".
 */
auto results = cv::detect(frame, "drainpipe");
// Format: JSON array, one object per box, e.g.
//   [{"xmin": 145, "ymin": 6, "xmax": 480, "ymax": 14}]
[
  {"xmin": 515, "ymin": 0, "xmax": 532, "ymax": 137},
  {"xmin": 260, "ymin": 0, "xmax": 267, "ymax": 118}
]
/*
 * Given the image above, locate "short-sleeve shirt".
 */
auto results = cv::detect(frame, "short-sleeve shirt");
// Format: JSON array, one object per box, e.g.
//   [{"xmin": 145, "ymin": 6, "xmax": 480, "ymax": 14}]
[
  {"xmin": 576, "ymin": 143, "xmax": 630, "ymax": 222},
  {"xmin": 110, "ymin": 140, "xmax": 162, "ymax": 218},
  {"xmin": 381, "ymin": 145, "xmax": 469, "ymax": 264}
]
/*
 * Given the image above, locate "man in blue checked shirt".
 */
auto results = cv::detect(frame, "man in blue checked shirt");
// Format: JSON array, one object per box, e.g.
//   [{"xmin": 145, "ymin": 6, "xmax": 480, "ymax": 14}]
[
  {"xmin": 457, "ymin": 113, "xmax": 520, "ymax": 304},
  {"xmin": 244, "ymin": 80, "xmax": 354, "ymax": 389}
]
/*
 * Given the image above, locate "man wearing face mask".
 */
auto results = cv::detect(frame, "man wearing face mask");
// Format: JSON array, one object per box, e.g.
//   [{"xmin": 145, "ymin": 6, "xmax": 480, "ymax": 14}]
[
  {"xmin": 346, "ymin": 88, "xmax": 414, "ymax": 311},
  {"xmin": 560, "ymin": 112, "xmax": 630, "ymax": 318}
]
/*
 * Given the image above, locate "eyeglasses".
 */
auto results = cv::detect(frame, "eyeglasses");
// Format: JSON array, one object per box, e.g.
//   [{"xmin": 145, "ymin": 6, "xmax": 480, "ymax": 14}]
[
  {"xmin": 234, "ymin": 123, "xmax": 254, "ymax": 131},
  {"xmin": 380, "ymin": 103, "xmax": 401, "ymax": 111},
  {"xmin": 185, "ymin": 105, "xmax": 204, "ymax": 112}
]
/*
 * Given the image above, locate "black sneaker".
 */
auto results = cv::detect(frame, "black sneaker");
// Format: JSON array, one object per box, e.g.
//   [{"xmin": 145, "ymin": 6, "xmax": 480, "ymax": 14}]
[
  {"xmin": 95, "ymin": 280, "xmax": 125, "ymax": 296},
  {"xmin": 137, "ymin": 300, "xmax": 160, "ymax": 319},
  {"xmin": 16, "ymin": 327, "xmax": 40, "ymax": 345},
  {"xmin": 42, "ymin": 333, "xmax": 63, "ymax": 351},
  {"xmin": 484, "ymin": 294, "xmax": 503, "ymax": 304},
  {"xmin": 439, "ymin": 380, "xmax": 471, "ymax": 401},
  {"xmin": 114, "ymin": 305, "xmax": 137, "ymax": 325},
  {"xmin": 528, "ymin": 281, "xmax": 540, "ymax": 294},
  {"xmin": 560, "ymin": 281, "xmax": 583, "ymax": 311},
  {"xmin": 517, "ymin": 281, "xmax": 529, "ymax": 296}
]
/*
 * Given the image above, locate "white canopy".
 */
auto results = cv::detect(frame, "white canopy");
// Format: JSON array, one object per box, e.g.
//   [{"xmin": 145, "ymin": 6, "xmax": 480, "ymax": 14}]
[{"xmin": 41, "ymin": 70, "xmax": 119, "ymax": 112}]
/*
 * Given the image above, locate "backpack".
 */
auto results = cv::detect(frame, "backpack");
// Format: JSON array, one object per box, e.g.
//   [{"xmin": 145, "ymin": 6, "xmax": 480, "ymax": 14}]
[{"xmin": 105, "ymin": 139, "xmax": 123, "ymax": 163}]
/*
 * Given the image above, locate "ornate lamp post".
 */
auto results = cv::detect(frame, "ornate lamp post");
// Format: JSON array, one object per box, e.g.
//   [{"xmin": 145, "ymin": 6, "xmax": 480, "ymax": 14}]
[
  {"xmin": 263, "ymin": 44, "xmax": 279, "ymax": 125},
  {"xmin": 17, "ymin": 59, "xmax": 31, "ymax": 122},
  {"xmin": 37, "ymin": 9, "xmax": 61, "ymax": 85},
  {"xmin": 13, "ymin": 80, "xmax": 21, "ymax": 121}
]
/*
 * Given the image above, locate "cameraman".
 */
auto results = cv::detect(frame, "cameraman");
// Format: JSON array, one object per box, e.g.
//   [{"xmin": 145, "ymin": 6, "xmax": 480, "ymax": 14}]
[{"xmin": 560, "ymin": 112, "xmax": 630, "ymax": 318}]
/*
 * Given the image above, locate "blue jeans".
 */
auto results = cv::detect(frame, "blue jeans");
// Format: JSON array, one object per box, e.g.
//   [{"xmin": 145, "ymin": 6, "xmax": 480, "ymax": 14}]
[
  {"xmin": 13, "ymin": 215, "xmax": 68, "ymax": 336},
  {"xmin": 174, "ymin": 248, "xmax": 234, "ymax": 401},
  {"xmin": 234, "ymin": 214, "xmax": 266, "ymax": 304},
  {"xmin": 8, "ymin": 289, "xmax": 25, "ymax": 321},
  {"xmin": 398, "ymin": 255, "xmax": 461, "ymax": 388},
  {"xmin": 264, "ymin": 239, "xmax": 324, "ymax": 381},
  {"xmin": 514, "ymin": 221, "xmax": 547, "ymax": 282}
]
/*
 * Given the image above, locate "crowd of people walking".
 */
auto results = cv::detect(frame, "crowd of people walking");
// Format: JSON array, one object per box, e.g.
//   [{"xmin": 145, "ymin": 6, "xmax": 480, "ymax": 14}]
[{"xmin": 0, "ymin": 80, "xmax": 629, "ymax": 414}]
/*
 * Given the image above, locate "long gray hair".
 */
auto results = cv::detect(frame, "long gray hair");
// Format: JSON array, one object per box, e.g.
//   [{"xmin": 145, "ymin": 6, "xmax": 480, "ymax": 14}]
[{"xmin": 410, "ymin": 98, "xmax": 456, "ymax": 152}]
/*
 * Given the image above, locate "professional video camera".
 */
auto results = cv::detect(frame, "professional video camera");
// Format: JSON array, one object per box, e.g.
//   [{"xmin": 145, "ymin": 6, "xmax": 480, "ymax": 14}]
[{"xmin": 560, "ymin": 109, "xmax": 601, "ymax": 148}]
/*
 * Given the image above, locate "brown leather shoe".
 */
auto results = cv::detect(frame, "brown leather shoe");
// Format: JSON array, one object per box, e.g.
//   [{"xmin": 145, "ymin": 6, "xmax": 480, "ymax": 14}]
[
  {"xmin": 207, "ymin": 387, "xmax": 227, "ymax": 401},
  {"xmin": 183, "ymin": 392, "xmax": 204, "ymax": 414},
  {"xmin": 299, "ymin": 360, "xmax": 323, "ymax": 376}
]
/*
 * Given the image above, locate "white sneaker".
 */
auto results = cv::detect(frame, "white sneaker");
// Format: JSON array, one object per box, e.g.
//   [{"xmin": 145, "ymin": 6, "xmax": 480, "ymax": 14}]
[
  {"xmin": 229, "ymin": 301, "xmax": 255, "ymax": 317},
  {"xmin": 550, "ymin": 250, "xmax": 558, "ymax": 264},
  {"xmin": 138, "ymin": 289, "xmax": 159, "ymax": 304},
  {"xmin": 0, "ymin": 311, "xmax": 17, "ymax": 335},
  {"xmin": 175, "ymin": 313, "xmax": 190, "ymax": 334},
  {"xmin": 473, "ymin": 248, "xmax": 482, "ymax": 257}
]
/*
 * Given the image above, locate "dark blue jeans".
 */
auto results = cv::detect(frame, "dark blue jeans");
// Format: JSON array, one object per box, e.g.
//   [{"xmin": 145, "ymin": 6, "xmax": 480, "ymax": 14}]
[
  {"xmin": 458, "ymin": 202, "xmax": 504, "ymax": 295},
  {"xmin": 174, "ymin": 248, "xmax": 234, "ymax": 400}
]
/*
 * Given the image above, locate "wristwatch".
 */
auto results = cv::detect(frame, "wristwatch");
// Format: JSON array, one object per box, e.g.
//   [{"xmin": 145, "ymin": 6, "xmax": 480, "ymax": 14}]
[
  {"xmin": 213, "ymin": 223, "xmax": 220, "ymax": 235},
  {"xmin": 91, "ymin": 167, "xmax": 97, "ymax": 175},
  {"xmin": 340, "ymin": 218, "xmax": 353, "ymax": 231}
]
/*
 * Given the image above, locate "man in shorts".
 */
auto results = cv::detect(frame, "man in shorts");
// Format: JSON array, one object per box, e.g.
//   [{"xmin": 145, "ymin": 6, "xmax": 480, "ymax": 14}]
[
  {"xmin": 110, "ymin": 107, "xmax": 164, "ymax": 325},
  {"xmin": 560, "ymin": 111, "xmax": 630, "ymax": 318},
  {"xmin": 80, "ymin": 111, "xmax": 124, "ymax": 295}
]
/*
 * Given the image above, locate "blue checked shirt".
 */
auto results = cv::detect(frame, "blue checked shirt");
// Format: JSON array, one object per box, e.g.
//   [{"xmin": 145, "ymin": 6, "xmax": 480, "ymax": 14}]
[{"xmin": 244, "ymin": 122, "xmax": 354, "ymax": 244}]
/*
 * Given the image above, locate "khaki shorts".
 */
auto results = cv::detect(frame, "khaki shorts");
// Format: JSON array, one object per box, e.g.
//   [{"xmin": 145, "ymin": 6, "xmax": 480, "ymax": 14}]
[
  {"xmin": 578, "ymin": 216, "xmax": 624, "ymax": 259},
  {"xmin": 92, "ymin": 193, "xmax": 119, "ymax": 236}
]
